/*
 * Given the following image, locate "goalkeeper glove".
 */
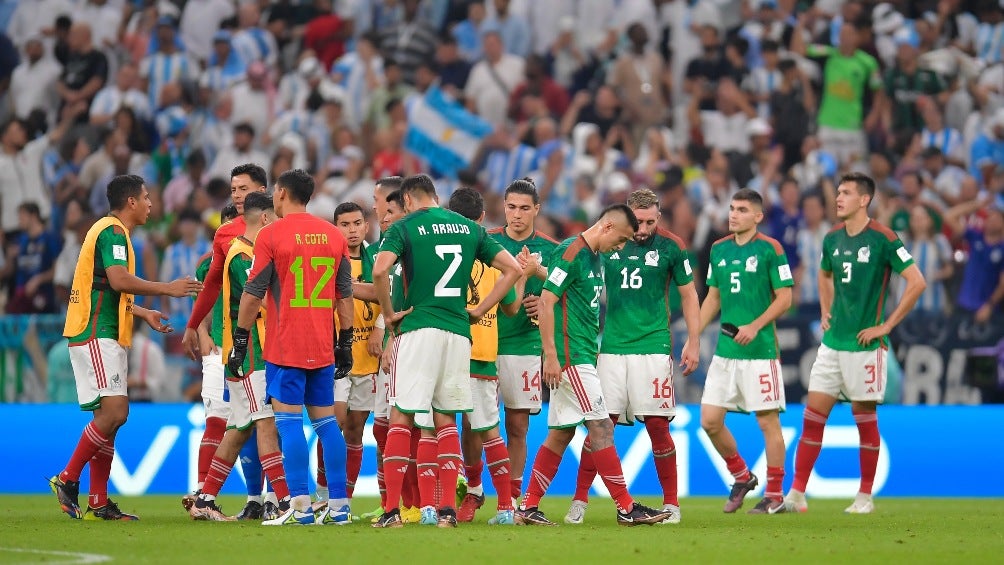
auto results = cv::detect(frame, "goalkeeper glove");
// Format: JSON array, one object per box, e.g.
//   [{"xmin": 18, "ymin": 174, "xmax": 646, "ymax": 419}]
[
  {"xmin": 335, "ymin": 327, "xmax": 354, "ymax": 380},
  {"xmin": 227, "ymin": 327, "xmax": 250, "ymax": 380}
]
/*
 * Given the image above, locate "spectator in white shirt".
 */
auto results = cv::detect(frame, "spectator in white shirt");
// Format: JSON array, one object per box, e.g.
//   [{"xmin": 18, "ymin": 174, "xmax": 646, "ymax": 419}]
[
  {"xmin": 465, "ymin": 28, "xmax": 524, "ymax": 126},
  {"xmin": 9, "ymin": 37, "xmax": 62, "ymax": 124},
  {"xmin": 73, "ymin": 0, "xmax": 122, "ymax": 52},
  {"xmin": 139, "ymin": 16, "xmax": 198, "ymax": 108},
  {"xmin": 5, "ymin": 0, "xmax": 73, "ymax": 49},
  {"xmin": 232, "ymin": 2, "xmax": 279, "ymax": 70},
  {"xmin": 691, "ymin": 79, "xmax": 757, "ymax": 154},
  {"xmin": 229, "ymin": 61, "xmax": 276, "ymax": 145},
  {"xmin": 180, "ymin": 0, "xmax": 236, "ymax": 64},
  {"xmin": 208, "ymin": 122, "xmax": 270, "ymax": 181},
  {"xmin": 90, "ymin": 62, "xmax": 151, "ymax": 127}
]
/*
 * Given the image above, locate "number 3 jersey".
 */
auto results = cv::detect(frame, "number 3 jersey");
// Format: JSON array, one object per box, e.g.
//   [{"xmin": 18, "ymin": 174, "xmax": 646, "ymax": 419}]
[
  {"xmin": 707, "ymin": 233, "xmax": 793, "ymax": 360},
  {"xmin": 600, "ymin": 228, "xmax": 693, "ymax": 355},
  {"xmin": 379, "ymin": 207, "xmax": 505, "ymax": 340},
  {"xmin": 820, "ymin": 220, "xmax": 914, "ymax": 352},
  {"xmin": 244, "ymin": 212, "xmax": 352, "ymax": 369},
  {"xmin": 543, "ymin": 235, "xmax": 605, "ymax": 367}
]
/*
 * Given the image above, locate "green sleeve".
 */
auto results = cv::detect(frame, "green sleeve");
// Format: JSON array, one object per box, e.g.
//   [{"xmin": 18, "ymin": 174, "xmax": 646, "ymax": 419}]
[
  {"xmin": 706, "ymin": 248, "xmax": 720, "ymax": 288},
  {"xmin": 380, "ymin": 223, "xmax": 405, "ymax": 257},
  {"xmin": 671, "ymin": 244, "xmax": 695, "ymax": 286},
  {"xmin": 770, "ymin": 250, "xmax": 795, "ymax": 290},
  {"xmin": 542, "ymin": 248, "xmax": 576, "ymax": 297},
  {"xmin": 820, "ymin": 236, "xmax": 833, "ymax": 273},
  {"xmin": 806, "ymin": 44, "xmax": 832, "ymax": 58},
  {"xmin": 866, "ymin": 56, "xmax": 882, "ymax": 90},
  {"xmin": 887, "ymin": 236, "xmax": 915, "ymax": 274},
  {"xmin": 502, "ymin": 283, "xmax": 517, "ymax": 306},
  {"xmin": 475, "ymin": 226, "xmax": 505, "ymax": 265},
  {"xmin": 97, "ymin": 226, "xmax": 129, "ymax": 270}
]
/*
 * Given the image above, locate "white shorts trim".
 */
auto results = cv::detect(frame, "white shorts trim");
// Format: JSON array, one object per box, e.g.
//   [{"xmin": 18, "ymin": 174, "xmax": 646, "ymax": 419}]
[
  {"xmin": 226, "ymin": 370, "xmax": 273, "ymax": 430},
  {"xmin": 548, "ymin": 364, "xmax": 607, "ymax": 429},
  {"xmin": 69, "ymin": 338, "xmax": 128, "ymax": 409},
  {"xmin": 497, "ymin": 354, "xmax": 542, "ymax": 412},
  {"xmin": 808, "ymin": 344, "xmax": 887, "ymax": 403},
  {"xmin": 701, "ymin": 355, "xmax": 786, "ymax": 413},
  {"xmin": 201, "ymin": 354, "xmax": 229, "ymax": 419},
  {"xmin": 390, "ymin": 328, "xmax": 472, "ymax": 413},
  {"xmin": 597, "ymin": 353, "xmax": 676, "ymax": 422}
]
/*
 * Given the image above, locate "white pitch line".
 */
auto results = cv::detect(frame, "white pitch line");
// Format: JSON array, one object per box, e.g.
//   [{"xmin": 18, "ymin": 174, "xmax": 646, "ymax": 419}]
[{"xmin": 0, "ymin": 547, "xmax": 112, "ymax": 564}]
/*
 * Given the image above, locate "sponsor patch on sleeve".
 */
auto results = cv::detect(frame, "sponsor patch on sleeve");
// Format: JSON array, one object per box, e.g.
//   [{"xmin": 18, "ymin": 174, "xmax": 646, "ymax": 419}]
[
  {"xmin": 778, "ymin": 264, "xmax": 792, "ymax": 281},
  {"xmin": 897, "ymin": 247, "xmax": 913, "ymax": 262},
  {"xmin": 548, "ymin": 267, "xmax": 568, "ymax": 287},
  {"xmin": 112, "ymin": 245, "xmax": 127, "ymax": 261},
  {"xmin": 683, "ymin": 259, "xmax": 693, "ymax": 276}
]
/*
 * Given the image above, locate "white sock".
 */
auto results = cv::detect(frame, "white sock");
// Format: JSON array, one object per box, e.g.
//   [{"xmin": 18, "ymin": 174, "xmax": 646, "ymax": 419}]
[
  {"xmin": 468, "ymin": 484, "xmax": 484, "ymax": 497},
  {"xmin": 315, "ymin": 486, "xmax": 329, "ymax": 502},
  {"xmin": 198, "ymin": 493, "xmax": 216, "ymax": 502},
  {"xmin": 328, "ymin": 497, "xmax": 349, "ymax": 510},
  {"xmin": 264, "ymin": 492, "xmax": 279, "ymax": 506},
  {"xmin": 196, "ymin": 482, "xmax": 204, "ymax": 491},
  {"xmin": 247, "ymin": 495, "xmax": 263, "ymax": 504}
]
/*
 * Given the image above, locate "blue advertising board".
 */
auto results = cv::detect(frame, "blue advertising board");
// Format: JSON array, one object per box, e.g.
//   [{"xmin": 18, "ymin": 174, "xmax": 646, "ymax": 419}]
[{"xmin": 7, "ymin": 403, "xmax": 1002, "ymax": 498}]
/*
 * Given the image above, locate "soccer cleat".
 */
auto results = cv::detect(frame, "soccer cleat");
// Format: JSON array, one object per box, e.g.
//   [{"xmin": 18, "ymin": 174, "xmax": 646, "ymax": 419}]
[
  {"xmin": 360, "ymin": 505, "xmax": 383, "ymax": 520},
  {"xmin": 262, "ymin": 500, "xmax": 282, "ymax": 521},
  {"xmin": 400, "ymin": 506, "xmax": 422, "ymax": 523},
  {"xmin": 660, "ymin": 504, "xmax": 681, "ymax": 524},
  {"xmin": 748, "ymin": 497, "xmax": 786, "ymax": 515},
  {"xmin": 723, "ymin": 473, "xmax": 759, "ymax": 513},
  {"xmin": 784, "ymin": 489, "xmax": 808, "ymax": 513},
  {"xmin": 457, "ymin": 492, "xmax": 485, "ymax": 522},
  {"xmin": 617, "ymin": 503, "xmax": 674, "ymax": 526},
  {"xmin": 419, "ymin": 505, "xmax": 438, "ymax": 525},
  {"xmin": 181, "ymin": 490, "xmax": 199, "ymax": 511},
  {"xmin": 317, "ymin": 504, "xmax": 353, "ymax": 525},
  {"xmin": 262, "ymin": 506, "xmax": 315, "ymax": 526},
  {"xmin": 49, "ymin": 475, "xmax": 81, "ymax": 519},
  {"xmin": 515, "ymin": 506, "xmax": 556, "ymax": 526},
  {"xmin": 564, "ymin": 499, "xmax": 587, "ymax": 524},
  {"xmin": 844, "ymin": 493, "xmax": 875, "ymax": 514},
  {"xmin": 190, "ymin": 498, "xmax": 235, "ymax": 522},
  {"xmin": 437, "ymin": 507, "xmax": 458, "ymax": 528},
  {"xmin": 372, "ymin": 508, "xmax": 404, "ymax": 529},
  {"xmin": 455, "ymin": 474, "xmax": 468, "ymax": 509},
  {"xmin": 235, "ymin": 500, "xmax": 264, "ymax": 521},
  {"xmin": 83, "ymin": 500, "xmax": 139, "ymax": 521},
  {"xmin": 488, "ymin": 509, "xmax": 515, "ymax": 525}
]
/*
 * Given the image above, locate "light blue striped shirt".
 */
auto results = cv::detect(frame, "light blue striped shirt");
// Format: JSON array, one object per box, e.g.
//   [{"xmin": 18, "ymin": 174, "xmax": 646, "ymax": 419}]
[
  {"xmin": 976, "ymin": 22, "xmax": 1004, "ymax": 64},
  {"xmin": 484, "ymin": 144, "xmax": 537, "ymax": 194},
  {"xmin": 901, "ymin": 235, "xmax": 952, "ymax": 313},
  {"xmin": 140, "ymin": 52, "xmax": 196, "ymax": 108},
  {"xmin": 796, "ymin": 222, "xmax": 829, "ymax": 306}
]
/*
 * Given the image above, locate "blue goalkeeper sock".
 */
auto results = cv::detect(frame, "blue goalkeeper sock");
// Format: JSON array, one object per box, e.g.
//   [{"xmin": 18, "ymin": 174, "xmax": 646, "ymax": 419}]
[
  {"xmin": 274, "ymin": 411, "xmax": 310, "ymax": 498},
  {"xmin": 313, "ymin": 415, "xmax": 348, "ymax": 501},
  {"xmin": 239, "ymin": 429, "xmax": 263, "ymax": 498}
]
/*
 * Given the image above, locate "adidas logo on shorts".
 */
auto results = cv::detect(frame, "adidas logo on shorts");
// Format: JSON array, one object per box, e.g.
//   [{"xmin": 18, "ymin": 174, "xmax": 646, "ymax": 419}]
[
  {"xmin": 530, "ymin": 395, "xmax": 539, "ymax": 402},
  {"xmin": 659, "ymin": 402, "xmax": 671, "ymax": 409}
]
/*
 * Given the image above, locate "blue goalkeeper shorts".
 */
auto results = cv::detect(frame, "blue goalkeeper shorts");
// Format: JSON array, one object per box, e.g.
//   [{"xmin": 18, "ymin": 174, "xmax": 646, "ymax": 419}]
[{"xmin": 265, "ymin": 362, "xmax": 335, "ymax": 407}]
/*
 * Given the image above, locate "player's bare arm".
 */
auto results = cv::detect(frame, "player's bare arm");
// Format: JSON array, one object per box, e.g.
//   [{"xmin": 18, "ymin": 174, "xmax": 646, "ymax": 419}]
[
  {"xmin": 818, "ymin": 269, "xmax": 835, "ymax": 331},
  {"xmin": 697, "ymin": 286, "xmax": 722, "ymax": 334},
  {"xmin": 105, "ymin": 264, "xmax": 203, "ymax": 298},
  {"xmin": 468, "ymin": 250, "xmax": 521, "ymax": 321},
  {"xmin": 499, "ymin": 275, "xmax": 525, "ymax": 318},
  {"xmin": 538, "ymin": 289, "xmax": 562, "ymax": 389},
  {"xmin": 678, "ymin": 281, "xmax": 702, "ymax": 375},
  {"xmin": 133, "ymin": 305, "xmax": 172, "ymax": 334},
  {"xmin": 351, "ymin": 281, "xmax": 377, "ymax": 303},
  {"xmin": 735, "ymin": 286, "xmax": 792, "ymax": 346},
  {"xmin": 197, "ymin": 316, "xmax": 218, "ymax": 355},
  {"xmin": 857, "ymin": 264, "xmax": 926, "ymax": 346}
]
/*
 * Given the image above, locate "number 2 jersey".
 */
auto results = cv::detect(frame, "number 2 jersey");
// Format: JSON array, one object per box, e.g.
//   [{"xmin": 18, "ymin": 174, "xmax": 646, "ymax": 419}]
[
  {"xmin": 707, "ymin": 233, "xmax": 793, "ymax": 360},
  {"xmin": 601, "ymin": 228, "xmax": 694, "ymax": 355},
  {"xmin": 244, "ymin": 212, "xmax": 352, "ymax": 369},
  {"xmin": 821, "ymin": 220, "xmax": 914, "ymax": 352},
  {"xmin": 543, "ymin": 235, "xmax": 605, "ymax": 367},
  {"xmin": 379, "ymin": 207, "xmax": 505, "ymax": 340}
]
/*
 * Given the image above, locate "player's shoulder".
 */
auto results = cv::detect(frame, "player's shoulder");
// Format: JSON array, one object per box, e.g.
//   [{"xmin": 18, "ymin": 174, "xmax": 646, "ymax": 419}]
[
  {"xmin": 865, "ymin": 219, "xmax": 899, "ymax": 242},
  {"xmin": 754, "ymin": 232, "xmax": 785, "ymax": 255},
  {"xmin": 216, "ymin": 216, "xmax": 245, "ymax": 239},
  {"xmin": 558, "ymin": 235, "xmax": 587, "ymax": 262},
  {"xmin": 655, "ymin": 227, "xmax": 687, "ymax": 250},
  {"xmin": 487, "ymin": 226, "xmax": 506, "ymax": 236},
  {"xmin": 825, "ymin": 222, "xmax": 846, "ymax": 240},
  {"xmin": 710, "ymin": 233, "xmax": 736, "ymax": 249},
  {"xmin": 534, "ymin": 230, "xmax": 560, "ymax": 245},
  {"xmin": 198, "ymin": 251, "xmax": 212, "ymax": 264}
]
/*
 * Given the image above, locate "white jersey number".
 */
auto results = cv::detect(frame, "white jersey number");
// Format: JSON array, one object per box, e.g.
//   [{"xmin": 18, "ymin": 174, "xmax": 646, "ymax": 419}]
[
  {"xmin": 620, "ymin": 267, "xmax": 642, "ymax": 289},
  {"xmin": 434, "ymin": 244, "xmax": 464, "ymax": 297}
]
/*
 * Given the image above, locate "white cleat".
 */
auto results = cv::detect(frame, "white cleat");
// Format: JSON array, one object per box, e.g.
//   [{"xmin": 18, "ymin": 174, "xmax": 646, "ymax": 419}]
[
  {"xmin": 262, "ymin": 506, "xmax": 315, "ymax": 526},
  {"xmin": 660, "ymin": 504, "xmax": 681, "ymax": 524},
  {"xmin": 563, "ymin": 499, "xmax": 587, "ymax": 524},
  {"xmin": 784, "ymin": 490, "xmax": 808, "ymax": 513},
  {"xmin": 844, "ymin": 493, "xmax": 874, "ymax": 514}
]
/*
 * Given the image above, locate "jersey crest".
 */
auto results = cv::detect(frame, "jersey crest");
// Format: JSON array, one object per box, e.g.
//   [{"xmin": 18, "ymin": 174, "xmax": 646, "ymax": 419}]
[
  {"xmin": 745, "ymin": 255, "xmax": 758, "ymax": 272},
  {"xmin": 645, "ymin": 249, "xmax": 659, "ymax": 267},
  {"xmin": 857, "ymin": 246, "xmax": 871, "ymax": 263}
]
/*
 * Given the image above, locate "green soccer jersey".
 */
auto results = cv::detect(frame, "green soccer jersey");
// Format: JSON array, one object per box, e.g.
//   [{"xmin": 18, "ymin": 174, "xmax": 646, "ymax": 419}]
[
  {"xmin": 380, "ymin": 207, "xmax": 505, "ymax": 339},
  {"xmin": 808, "ymin": 45, "xmax": 882, "ymax": 131},
  {"xmin": 543, "ymin": 235, "xmax": 605, "ymax": 367},
  {"xmin": 821, "ymin": 220, "xmax": 915, "ymax": 352},
  {"xmin": 601, "ymin": 229, "xmax": 694, "ymax": 355},
  {"xmin": 226, "ymin": 244, "xmax": 264, "ymax": 373},
  {"xmin": 707, "ymin": 233, "xmax": 794, "ymax": 360},
  {"xmin": 195, "ymin": 255, "xmax": 225, "ymax": 347},
  {"xmin": 68, "ymin": 225, "xmax": 130, "ymax": 345},
  {"xmin": 489, "ymin": 227, "xmax": 559, "ymax": 356}
]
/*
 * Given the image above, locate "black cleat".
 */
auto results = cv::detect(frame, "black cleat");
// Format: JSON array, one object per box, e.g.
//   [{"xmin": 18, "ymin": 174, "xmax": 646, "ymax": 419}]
[
  {"xmin": 617, "ymin": 503, "xmax": 673, "ymax": 526},
  {"xmin": 263, "ymin": 500, "xmax": 282, "ymax": 520},
  {"xmin": 49, "ymin": 475, "xmax": 81, "ymax": 519},
  {"xmin": 181, "ymin": 490, "xmax": 201, "ymax": 511},
  {"xmin": 371, "ymin": 508, "xmax": 404, "ymax": 528},
  {"xmin": 84, "ymin": 499, "xmax": 139, "ymax": 521},
  {"xmin": 235, "ymin": 500, "xmax": 264, "ymax": 520},
  {"xmin": 748, "ymin": 497, "xmax": 786, "ymax": 514},
  {"xmin": 724, "ymin": 474, "xmax": 759, "ymax": 513},
  {"xmin": 515, "ymin": 506, "xmax": 556, "ymax": 526},
  {"xmin": 437, "ymin": 507, "xmax": 458, "ymax": 528}
]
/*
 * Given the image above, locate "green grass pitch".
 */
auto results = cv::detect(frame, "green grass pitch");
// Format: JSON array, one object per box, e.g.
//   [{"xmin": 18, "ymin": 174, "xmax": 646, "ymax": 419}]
[{"xmin": 0, "ymin": 496, "xmax": 1002, "ymax": 563}]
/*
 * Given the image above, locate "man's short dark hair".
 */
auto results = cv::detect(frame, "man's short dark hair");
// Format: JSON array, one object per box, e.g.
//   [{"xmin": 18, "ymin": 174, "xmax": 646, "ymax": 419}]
[
  {"xmin": 276, "ymin": 169, "xmax": 314, "ymax": 204},
  {"xmin": 386, "ymin": 190, "xmax": 404, "ymax": 209},
  {"xmin": 231, "ymin": 163, "xmax": 268, "ymax": 187},
  {"xmin": 233, "ymin": 122, "xmax": 255, "ymax": 137},
  {"xmin": 107, "ymin": 174, "xmax": 146, "ymax": 211},
  {"xmin": 187, "ymin": 149, "xmax": 206, "ymax": 169},
  {"xmin": 732, "ymin": 187, "xmax": 764, "ymax": 208},
  {"xmin": 334, "ymin": 201, "xmax": 365, "ymax": 222},
  {"xmin": 243, "ymin": 192, "xmax": 274, "ymax": 217},
  {"xmin": 400, "ymin": 174, "xmax": 437, "ymax": 198},
  {"xmin": 762, "ymin": 39, "xmax": 780, "ymax": 53},
  {"xmin": 221, "ymin": 204, "xmax": 239, "ymax": 223},
  {"xmin": 839, "ymin": 171, "xmax": 877, "ymax": 200},
  {"xmin": 600, "ymin": 203, "xmax": 639, "ymax": 232},
  {"xmin": 504, "ymin": 177, "xmax": 539, "ymax": 204},
  {"xmin": 17, "ymin": 202, "xmax": 41, "ymax": 220},
  {"xmin": 447, "ymin": 187, "xmax": 484, "ymax": 221},
  {"xmin": 376, "ymin": 176, "xmax": 404, "ymax": 193}
]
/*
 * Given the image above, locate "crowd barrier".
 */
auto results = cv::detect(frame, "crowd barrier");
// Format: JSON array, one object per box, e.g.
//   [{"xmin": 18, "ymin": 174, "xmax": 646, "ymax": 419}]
[{"xmin": 7, "ymin": 403, "xmax": 1002, "ymax": 497}]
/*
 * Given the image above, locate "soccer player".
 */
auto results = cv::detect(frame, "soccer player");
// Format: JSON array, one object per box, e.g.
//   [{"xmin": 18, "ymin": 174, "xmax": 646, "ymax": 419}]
[
  {"xmin": 516, "ymin": 205, "xmax": 673, "ymax": 527},
  {"xmin": 487, "ymin": 178, "xmax": 558, "ymax": 504},
  {"xmin": 433, "ymin": 188, "xmax": 522, "ymax": 525},
  {"xmin": 180, "ymin": 164, "xmax": 268, "ymax": 516},
  {"xmin": 190, "ymin": 192, "xmax": 293, "ymax": 521},
  {"xmin": 566, "ymin": 189, "xmax": 701, "ymax": 525},
  {"xmin": 785, "ymin": 172, "xmax": 926, "ymax": 514},
  {"xmin": 695, "ymin": 188, "xmax": 794, "ymax": 514},
  {"xmin": 371, "ymin": 174, "xmax": 522, "ymax": 528},
  {"xmin": 51, "ymin": 174, "xmax": 203, "ymax": 520},
  {"xmin": 231, "ymin": 169, "xmax": 355, "ymax": 526}
]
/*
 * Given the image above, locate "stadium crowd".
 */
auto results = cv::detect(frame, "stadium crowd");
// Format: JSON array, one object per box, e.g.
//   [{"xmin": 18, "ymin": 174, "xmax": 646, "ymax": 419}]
[{"xmin": 0, "ymin": 0, "xmax": 1002, "ymax": 404}]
